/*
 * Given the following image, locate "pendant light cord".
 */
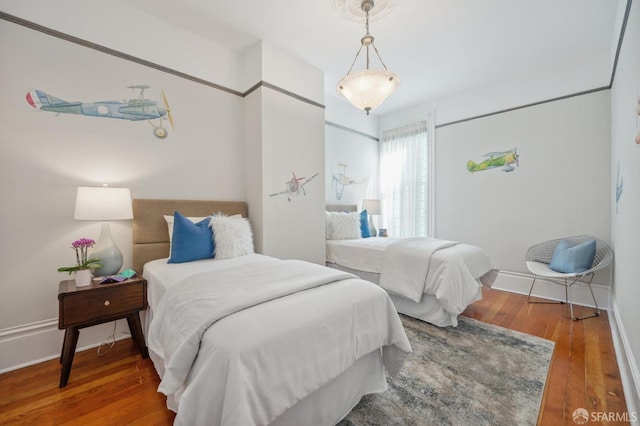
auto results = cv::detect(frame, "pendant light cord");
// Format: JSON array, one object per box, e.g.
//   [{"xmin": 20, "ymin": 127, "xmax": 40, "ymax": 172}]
[{"xmin": 342, "ymin": 1, "xmax": 390, "ymax": 75}]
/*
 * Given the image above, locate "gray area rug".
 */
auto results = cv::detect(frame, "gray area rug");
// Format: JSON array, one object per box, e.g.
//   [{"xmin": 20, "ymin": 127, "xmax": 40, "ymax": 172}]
[{"xmin": 338, "ymin": 315, "xmax": 555, "ymax": 426}]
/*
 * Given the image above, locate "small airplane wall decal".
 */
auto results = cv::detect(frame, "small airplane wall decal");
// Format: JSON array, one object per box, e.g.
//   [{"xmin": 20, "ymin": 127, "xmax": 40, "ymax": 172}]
[
  {"xmin": 270, "ymin": 171, "xmax": 319, "ymax": 201},
  {"xmin": 466, "ymin": 148, "xmax": 519, "ymax": 173},
  {"xmin": 332, "ymin": 163, "xmax": 368, "ymax": 200},
  {"xmin": 25, "ymin": 85, "xmax": 174, "ymax": 139}
]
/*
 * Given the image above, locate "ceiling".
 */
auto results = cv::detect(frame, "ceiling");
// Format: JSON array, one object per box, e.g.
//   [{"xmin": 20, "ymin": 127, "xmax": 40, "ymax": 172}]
[{"xmin": 121, "ymin": 0, "xmax": 619, "ymax": 116}]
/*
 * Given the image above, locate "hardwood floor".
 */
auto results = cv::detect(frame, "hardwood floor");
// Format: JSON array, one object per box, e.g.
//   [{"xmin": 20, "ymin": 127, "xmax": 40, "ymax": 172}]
[
  {"xmin": 463, "ymin": 288, "xmax": 629, "ymax": 426},
  {"xmin": 0, "ymin": 287, "xmax": 629, "ymax": 425}
]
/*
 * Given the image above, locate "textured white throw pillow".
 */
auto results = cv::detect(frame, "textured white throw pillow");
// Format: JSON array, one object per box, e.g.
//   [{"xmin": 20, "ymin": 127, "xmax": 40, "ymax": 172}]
[
  {"xmin": 209, "ymin": 215, "xmax": 254, "ymax": 259},
  {"xmin": 327, "ymin": 211, "xmax": 361, "ymax": 240}
]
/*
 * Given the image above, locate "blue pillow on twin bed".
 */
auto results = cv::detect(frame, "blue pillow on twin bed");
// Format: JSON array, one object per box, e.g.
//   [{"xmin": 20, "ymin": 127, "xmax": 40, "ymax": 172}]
[
  {"xmin": 359, "ymin": 210, "xmax": 371, "ymax": 238},
  {"xmin": 548, "ymin": 239, "xmax": 596, "ymax": 274},
  {"xmin": 168, "ymin": 211, "xmax": 215, "ymax": 264}
]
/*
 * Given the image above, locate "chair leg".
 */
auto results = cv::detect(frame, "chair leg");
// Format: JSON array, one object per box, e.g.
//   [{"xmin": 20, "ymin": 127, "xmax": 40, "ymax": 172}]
[
  {"xmin": 526, "ymin": 276, "xmax": 536, "ymax": 302},
  {"xmin": 572, "ymin": 276, "xmax": 600, "ymax": 321},
  {"xmin": 567, "ymin": 281, "xmax": 575, "ymax": 319},
  {"xmin": 527, "ymin": 275, "xmax": 564, "ymax": 304}
]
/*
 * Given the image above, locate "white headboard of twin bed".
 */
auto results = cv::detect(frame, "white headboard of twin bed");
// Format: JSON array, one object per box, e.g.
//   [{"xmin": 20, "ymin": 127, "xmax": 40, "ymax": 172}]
[{"xmin": 325, "ymin": 204, "xmax": 357, "ymax": 213}]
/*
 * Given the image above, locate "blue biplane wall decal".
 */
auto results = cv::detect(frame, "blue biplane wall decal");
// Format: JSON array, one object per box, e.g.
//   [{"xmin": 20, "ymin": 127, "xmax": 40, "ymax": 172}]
[{"xmin": 26, "ymin": 85, "xmax": 174, "ymax": 139}]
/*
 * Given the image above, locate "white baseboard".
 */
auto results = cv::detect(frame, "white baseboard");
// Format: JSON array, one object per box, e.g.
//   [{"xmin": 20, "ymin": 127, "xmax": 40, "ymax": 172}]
[
  {"xmin": 609, "ymin": 300, "xmax": 640, "ymax": 423},
  {"xmin": 0, "ymin": 318, "xmax": 132, "ymax": 374},
  {"xmin": 491, "ymin": 269, "xmax": 611, "ymax": 311}
]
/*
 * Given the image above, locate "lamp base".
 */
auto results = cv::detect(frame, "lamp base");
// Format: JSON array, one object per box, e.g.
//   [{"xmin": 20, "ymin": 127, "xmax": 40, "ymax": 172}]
[
  {"xmin": 91, "ymin": 222, "xmax": 123, "ymax": 276},
  {"xmin": 92, "ymin": 246, "xmax": 123, "ymax": 277},
  {"xmin": 368, "ymin": 215, "xmax": 377, "ymax": 237}
]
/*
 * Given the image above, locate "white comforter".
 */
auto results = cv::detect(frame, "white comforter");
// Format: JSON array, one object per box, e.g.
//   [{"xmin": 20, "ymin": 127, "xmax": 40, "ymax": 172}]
[
  {"xmin": 326, "ymin": 237, "xmax": 495, "ymax": 319},
  {"xmin": 379, "ymin": 238, "xmax": 459, "ymax": 302},
  {"xmin": 147, "ymin": 255, "xmax": 411, "ymax": 426}
]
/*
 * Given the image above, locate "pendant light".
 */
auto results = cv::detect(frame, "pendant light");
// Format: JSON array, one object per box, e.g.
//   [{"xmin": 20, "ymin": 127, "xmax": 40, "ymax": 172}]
[{"xmin": 337, "ymin": 0, "xmax": 399, "ymax": 115}]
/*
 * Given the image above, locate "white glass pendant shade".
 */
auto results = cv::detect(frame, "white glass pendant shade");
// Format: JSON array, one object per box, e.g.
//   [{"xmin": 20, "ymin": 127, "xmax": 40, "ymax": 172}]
[{"xmin": 337, "ymin": 69, "xmax": 400, "ymax": 114}]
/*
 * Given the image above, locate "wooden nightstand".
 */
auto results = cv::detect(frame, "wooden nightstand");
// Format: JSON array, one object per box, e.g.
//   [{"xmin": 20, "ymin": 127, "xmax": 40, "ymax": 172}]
[{"xmin": 57, "ymin": 276, "xmax": 149, "ymax": 387}]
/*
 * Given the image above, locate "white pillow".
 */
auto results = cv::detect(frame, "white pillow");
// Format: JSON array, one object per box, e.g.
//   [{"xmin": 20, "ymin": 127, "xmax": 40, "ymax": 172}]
[
  {"xmin": 326, "ymin": 211, "xmax": 361, "ymax": 240},
  {"xmin": 325, "ymin": 211, "xmax": 333, "ymax": 239},
  {"xmin": 164, "ymin": 214, "xmax": 209, "ymax": 245},
  {"xmin": 209, "ymin": 215, "xmax": 254, "ymax": 259}
]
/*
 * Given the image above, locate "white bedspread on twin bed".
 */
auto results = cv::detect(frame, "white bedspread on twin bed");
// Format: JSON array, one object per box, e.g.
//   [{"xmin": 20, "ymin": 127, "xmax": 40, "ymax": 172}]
[
  {"xmin": 379, "ymin": 237, "xmax": 459, "ymax": 302},
  {"xmin": 144, "ymin": 254, "xmax": 411, "ymax": 426},
  {"xmin": 326, "ymin": 237, "xmax": 495, "ymax": 317}
]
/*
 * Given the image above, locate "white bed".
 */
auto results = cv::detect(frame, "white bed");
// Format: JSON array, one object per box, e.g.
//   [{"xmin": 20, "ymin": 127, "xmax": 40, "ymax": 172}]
[
  {"xmin": 132, "ymin": 199, "xmax": 412, "ymax": 426},
  {"xmin": 325, "ymin": 205, "xmax": 497, "ymax": 327}
]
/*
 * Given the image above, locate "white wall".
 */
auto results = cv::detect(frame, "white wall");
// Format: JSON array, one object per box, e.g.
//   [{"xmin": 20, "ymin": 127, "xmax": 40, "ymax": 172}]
[
  {"xmin": 0, "ymin": 0, "xmax": 243, "ymax": 92},
  {"xmin": 436, "ymin": 91, "xmax": 611, "ymax": 274},
  {"xmin": 325, "ymin": 125, "xmax": 379, "ymax": 205},
  {"xmin": 243, "ymin": 41, "xmax": 327, "ymax": 265},
  {"xmin": 325, "ymin": 95, "xmax": 379, "ymax": 138},
  {"xmin": 0, "ymin": 16, "xmax": 245, "ymax": 372},
  {"xmin": 261, "ymin": 87, "xmax": 326, "ymax": 263},
  {"xmin": 610, "ymin": 0, "xmax": 640, "ymax": 415},
  {"xmin": 380, "ymin": 45, "xmax": 611, "ymax": 129},
  {"xmin": 435, "ymin": 91, "xmax": 612, "ymax": 307},
  {"xmin": 324, "ymin": 95, "xmax": 380, "ymax": 210}
]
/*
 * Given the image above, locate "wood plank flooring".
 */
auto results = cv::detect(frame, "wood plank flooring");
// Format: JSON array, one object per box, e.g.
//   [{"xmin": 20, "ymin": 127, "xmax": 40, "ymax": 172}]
[
  {"xmin": 463, "ymin": 288, "xmax": 629, "ymax": 426},
  {"xmin": 0, "ymin": 287, "xmax": 629, "ymax": 425}
]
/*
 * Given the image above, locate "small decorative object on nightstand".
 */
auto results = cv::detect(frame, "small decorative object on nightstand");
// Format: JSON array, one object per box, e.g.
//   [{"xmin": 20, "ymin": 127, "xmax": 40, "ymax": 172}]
[
  {"xmin": 57, "ymin": 275, "xmax": 148, "ymax": 387},
  {"xmin": 57, "ymin": 238, "xmax": 103, "ymax": 287}
]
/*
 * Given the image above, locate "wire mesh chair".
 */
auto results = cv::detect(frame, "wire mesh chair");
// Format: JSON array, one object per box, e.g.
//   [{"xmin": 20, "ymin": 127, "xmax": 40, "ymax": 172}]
[{"xmin": 526, "ymin": 235, "xmax": 613, "ymax": 320}]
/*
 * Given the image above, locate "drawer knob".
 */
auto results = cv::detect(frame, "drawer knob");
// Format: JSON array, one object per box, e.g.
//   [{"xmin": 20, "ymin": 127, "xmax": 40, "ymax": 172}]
[{"xmin": 104, "ymin": 300, "xmax": 110, "ymax": 306}]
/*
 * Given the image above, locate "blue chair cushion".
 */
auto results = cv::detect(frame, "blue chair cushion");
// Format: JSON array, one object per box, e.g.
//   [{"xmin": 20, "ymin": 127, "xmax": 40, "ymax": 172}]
[
  {"xmin": 359, "ymin": 210, "xmax": 371, "ymax": 238},
  {"xmin": 549, "ymin": 239, "xmax": 596, "ymax": 273},
  {"xmin": 168, "ymin": 211, "xmax": 214, "ymax": 263}
]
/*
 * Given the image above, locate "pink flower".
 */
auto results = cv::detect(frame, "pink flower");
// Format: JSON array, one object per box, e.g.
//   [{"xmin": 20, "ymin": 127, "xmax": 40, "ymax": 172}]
[
  {"xmin": 57, "ymin": 238, "xmax": 102, "ymax": 273},
  {"xmin": 71, "ymin": 238, "xmax": 95, "ymax": 249}
]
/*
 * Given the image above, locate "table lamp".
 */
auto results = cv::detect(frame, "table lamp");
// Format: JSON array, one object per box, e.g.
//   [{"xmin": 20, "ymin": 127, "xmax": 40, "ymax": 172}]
[
  {"xmin": 74, "ymin": 186, "xmax": 133, "ymax": 276},
  {"xmin": 361, "ymin": 199, "xmax": 381, "ymax": 237}
]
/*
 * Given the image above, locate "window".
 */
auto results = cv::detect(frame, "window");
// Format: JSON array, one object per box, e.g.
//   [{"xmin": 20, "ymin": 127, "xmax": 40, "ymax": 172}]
[{"xmin": 380, "ymin": 120, "xmax": 433, "ymax": 237}]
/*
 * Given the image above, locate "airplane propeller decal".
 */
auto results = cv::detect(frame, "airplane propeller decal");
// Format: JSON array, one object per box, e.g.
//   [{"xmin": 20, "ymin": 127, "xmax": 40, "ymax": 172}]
[{"xmin": 162, "ymin": 89, "xmax": 174, "ymax": 131}]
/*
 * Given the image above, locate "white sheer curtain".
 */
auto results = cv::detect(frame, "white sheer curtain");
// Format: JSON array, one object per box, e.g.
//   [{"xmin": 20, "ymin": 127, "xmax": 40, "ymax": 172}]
[{"xmin": 380, "ymin": 121, "xmax": 432, "ymax": 237}]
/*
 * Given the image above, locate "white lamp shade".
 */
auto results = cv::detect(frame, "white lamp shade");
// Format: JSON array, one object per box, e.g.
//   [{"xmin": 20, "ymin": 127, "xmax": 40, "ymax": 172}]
[
  {"xmin": 74, "ymin": 186, "xmax": 133, "ymax": 221},
  {"xmin": 361, "ymin": 199, "xmax": 381, "ymax": 215},
  {"xmin": 337, "ymin": 69, "xmax": 400, "ymax": 113}
]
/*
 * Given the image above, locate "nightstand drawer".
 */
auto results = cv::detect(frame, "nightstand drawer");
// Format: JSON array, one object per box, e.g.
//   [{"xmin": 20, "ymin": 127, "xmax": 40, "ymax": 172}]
[{"xmin": 59, "ymin": 282, "xmax": 146, "ymax": 328}]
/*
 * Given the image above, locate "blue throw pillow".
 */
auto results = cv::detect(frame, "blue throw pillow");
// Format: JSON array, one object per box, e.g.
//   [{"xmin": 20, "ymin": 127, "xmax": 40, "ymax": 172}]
[
  {"xmin": 359, "ymin": 210, "xmax": 371, "ymax": 238},
  {"xmin": 548, "ymin": 239, "xmax": 596, "ymax": 273},
  {"xmin": 168, "ymin": 211, "xmax": 214, "ymax": 263}
]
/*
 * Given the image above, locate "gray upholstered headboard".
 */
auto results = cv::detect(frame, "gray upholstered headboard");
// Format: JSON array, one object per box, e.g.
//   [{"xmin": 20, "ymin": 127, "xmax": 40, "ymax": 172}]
[
  {"xmin": 325, "ymin": 204, "xmax": 357, "ymax": 212},
  {"xmin": 131, "ymin": 199, "xmax": 248, "ymax": 274}
]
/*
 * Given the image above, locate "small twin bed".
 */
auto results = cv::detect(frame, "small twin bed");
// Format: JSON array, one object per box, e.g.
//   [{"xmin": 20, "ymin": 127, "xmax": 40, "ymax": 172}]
[
  {"xmin": 325, "ymin": 204, "xmax": 497, "ymax": 327},
  {"xmin": 132, "ymin": 199, "xmax": 411, "ymax": 426}
]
